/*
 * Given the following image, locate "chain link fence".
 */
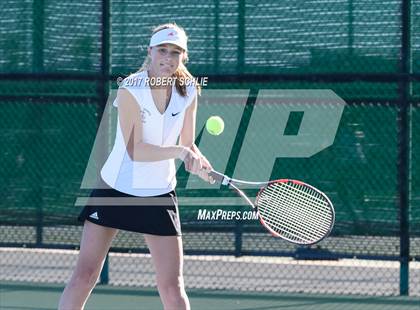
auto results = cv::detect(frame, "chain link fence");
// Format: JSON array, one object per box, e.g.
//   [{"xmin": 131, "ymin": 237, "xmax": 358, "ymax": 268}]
[{"xmin": 1, "ymin": 0, "xmax": 419, "ymax": 297}]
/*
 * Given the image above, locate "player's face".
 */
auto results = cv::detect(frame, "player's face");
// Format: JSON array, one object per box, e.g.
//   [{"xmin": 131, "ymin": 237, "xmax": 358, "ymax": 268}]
[{"xmin": 148, "ymin": 44, "xmax": 184, "ymax": 77}]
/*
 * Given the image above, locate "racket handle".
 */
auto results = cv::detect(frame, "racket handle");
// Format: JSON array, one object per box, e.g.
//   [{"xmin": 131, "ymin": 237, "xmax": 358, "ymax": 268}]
[{"xmin": 208, "ymin": 170, "xmax": 230, "ymax": 185}]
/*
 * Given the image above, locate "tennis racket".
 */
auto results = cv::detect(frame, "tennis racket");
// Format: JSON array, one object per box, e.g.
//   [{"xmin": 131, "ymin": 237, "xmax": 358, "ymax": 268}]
[{"xmin": 206, "ymin": 170, "xmax": 335, "ymax": 245}]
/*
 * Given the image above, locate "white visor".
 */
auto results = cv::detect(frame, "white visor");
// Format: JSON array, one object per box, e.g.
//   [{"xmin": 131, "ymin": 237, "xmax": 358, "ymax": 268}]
[{"xmin": 149, "ymin": 28, "xmax": 187, "ymax": 51}]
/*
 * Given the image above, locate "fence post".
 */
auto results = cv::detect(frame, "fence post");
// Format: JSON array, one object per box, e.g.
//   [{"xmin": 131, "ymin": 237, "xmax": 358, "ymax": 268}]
[
  {"xmin": 347, "ymin": 0, "xmax": 354, "ymax": 56},
  {"xmin": 33, "ymin": 0, "xmax": 45, "ymax": 248},
  {"xmin": 225, "ymin": 90, "xmax": 257, "ymax": 257},
  {"xmin": 98, "ymin": 0, "xmax": 110, "ymax": 285},
  {"xmin": 398, "ymin": 0, "xmax": 411, "ymax": 296},
  {"xmin": 34, "ymin": 104, "xmax": 44, "ymax": 247},
  {"xmin": 234, "ymin": 206, "xmax": 243, "ymax": 257},
  {"xmin": 214, "ymin": 0, "xmax": 219, "ymax": 73},
  {"xmin": 100, "ymin": 253, "xmax": 109, "ymax": 284},
  {"xmin": 238, "ymin": 0, "xmax": 245, "ymax": 74},
  {"xmin": 33, "ymin": 0, "xmax": 44, "ymax": 72}
]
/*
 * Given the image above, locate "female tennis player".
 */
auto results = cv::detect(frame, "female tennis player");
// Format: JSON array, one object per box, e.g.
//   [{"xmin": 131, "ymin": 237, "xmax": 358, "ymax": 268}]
[{"xmin": 59, "ymin": 23, "xmax": 212, "ymax": 310}]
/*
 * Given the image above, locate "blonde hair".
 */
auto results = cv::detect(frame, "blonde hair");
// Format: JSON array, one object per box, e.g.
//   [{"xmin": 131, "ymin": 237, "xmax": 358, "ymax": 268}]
[{"xmin": 139, "ymin": 23, "xmax": 201, "ymax": 97}]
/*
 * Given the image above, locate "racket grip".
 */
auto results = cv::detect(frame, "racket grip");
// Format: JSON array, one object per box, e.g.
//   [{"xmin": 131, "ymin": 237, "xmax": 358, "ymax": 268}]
[{"xmin": 208, "ymin": 170, "xmax": 230, "ymax": 185}]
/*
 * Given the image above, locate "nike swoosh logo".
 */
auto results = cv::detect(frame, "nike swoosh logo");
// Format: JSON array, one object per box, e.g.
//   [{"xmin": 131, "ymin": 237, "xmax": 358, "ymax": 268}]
[{"xmin": 172, "ymin": 112, "xmax": 181, "ymax": 116}]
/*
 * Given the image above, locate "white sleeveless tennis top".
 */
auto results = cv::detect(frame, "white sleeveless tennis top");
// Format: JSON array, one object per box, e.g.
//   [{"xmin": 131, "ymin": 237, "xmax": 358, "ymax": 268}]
[{"xmin": 100, "ymin": 70, "xmax": 197, "ymax": 196}]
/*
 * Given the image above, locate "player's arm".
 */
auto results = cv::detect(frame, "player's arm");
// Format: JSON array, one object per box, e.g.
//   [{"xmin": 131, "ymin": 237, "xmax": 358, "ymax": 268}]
[
  {"xmin": 179, "ymin": 95, "xmax": 213, "ymax": 182},
  {"xmin": 117, "ymin": 88, "xmax": 187, "ymax": 162},
  {"xmin": 179, "ymin": 95, "xmax": 213, "ymax": 171}
]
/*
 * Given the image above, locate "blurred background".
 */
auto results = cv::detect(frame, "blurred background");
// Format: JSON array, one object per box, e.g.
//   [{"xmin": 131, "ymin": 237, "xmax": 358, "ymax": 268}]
[{"xmin": 0, "ymin": 0, "xmax": 419, "ymax": 309}]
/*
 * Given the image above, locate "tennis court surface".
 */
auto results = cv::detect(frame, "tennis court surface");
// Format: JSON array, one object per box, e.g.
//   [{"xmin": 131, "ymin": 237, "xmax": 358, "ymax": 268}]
[
  {"xmin": 1, "ymin": 281, "xmax": 420, "ymax": 310},
  {"xmin": 1, "ymin": 248, "xmax": 420, "ymax": 309}
]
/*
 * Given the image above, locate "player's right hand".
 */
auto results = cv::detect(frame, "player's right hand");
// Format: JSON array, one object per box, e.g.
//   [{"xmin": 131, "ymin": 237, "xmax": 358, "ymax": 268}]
[{"xmin": 180, "ymin": 148, "xmax": 203, "ymax": 175}]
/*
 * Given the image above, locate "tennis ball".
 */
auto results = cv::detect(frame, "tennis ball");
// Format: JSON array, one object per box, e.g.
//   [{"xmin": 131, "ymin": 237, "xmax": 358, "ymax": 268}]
[{"xmin": 206, "ymin": 116, "xmax": 224, "ymax": 136}]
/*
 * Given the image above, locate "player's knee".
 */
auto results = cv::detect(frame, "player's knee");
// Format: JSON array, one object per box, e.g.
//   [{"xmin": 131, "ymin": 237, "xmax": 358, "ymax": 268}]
[
  {"xmin": 72, "ymin": 264, "xmax": 101, "ymax": 287},
  {"xmin": 158, "ymin": 278, "xmax": 186, "ymax": 304}
]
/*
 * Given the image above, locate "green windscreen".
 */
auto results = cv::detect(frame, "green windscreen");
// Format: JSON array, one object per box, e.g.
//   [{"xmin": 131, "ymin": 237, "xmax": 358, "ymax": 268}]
[{"xmin": 0, "ymin": 0, "xmax": 419, "ymax": 296}]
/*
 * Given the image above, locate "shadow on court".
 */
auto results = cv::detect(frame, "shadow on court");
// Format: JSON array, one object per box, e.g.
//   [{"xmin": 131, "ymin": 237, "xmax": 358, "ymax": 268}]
[{"xmin": 1, "ymin": 281, "xmax": 419, "ymax": 310}]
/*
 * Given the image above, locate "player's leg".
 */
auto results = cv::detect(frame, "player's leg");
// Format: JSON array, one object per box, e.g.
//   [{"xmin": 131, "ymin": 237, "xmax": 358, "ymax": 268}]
[
  {"xmin": 58, "ymin": 221, "xmax": 118, "ymax": 310},
  {"xmin": 144, "ymin": 234, "xmax": 190, "ymax": 310}
]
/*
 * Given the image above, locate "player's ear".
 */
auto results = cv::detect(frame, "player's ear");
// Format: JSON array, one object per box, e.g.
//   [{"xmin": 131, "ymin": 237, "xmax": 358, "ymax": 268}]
[{"xmin": 147, "ymin": 47, "xmax": 152, "ymax": 57}]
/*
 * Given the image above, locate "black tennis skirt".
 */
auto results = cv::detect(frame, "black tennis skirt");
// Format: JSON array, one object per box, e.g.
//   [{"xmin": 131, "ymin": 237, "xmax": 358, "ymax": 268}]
[{"xmin": 78, "ymin": 187, "xmax": 181, "ymax": 236}]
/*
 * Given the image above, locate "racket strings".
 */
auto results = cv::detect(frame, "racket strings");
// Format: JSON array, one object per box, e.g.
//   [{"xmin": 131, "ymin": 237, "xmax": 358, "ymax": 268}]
[
  {"xmin": 263, "ymin": 187, "xmax": 332, "ymax": 242},
  {"xmin": 265, "ymin": 185, "xmax": 332, "ymax": 239},
  {"xmin": 259, "ymin": 202, "xmax": 319, "ymax": 242},
  {"xmin": 257, "ymin": 182, "xmax": 333, "ymax": 244},
  {"xmin": 280, "ymin": 182, "xmax": 330, "ymax": 211},
  {"xmin": 260, "ymin": 197, "xmax": 327, "ymax": 242},
  {"xmin": 259, "ymin": 194, "xmax": 328, "ymax": 243},
  {"xmin": 261, "ymin": 207, "xmax": 318, "ymax": 242},
  {"xmin": 263, "ymin": 183, "xmax": 332, "ymax": 228},
  {"xmin": 271, "ymin": 182, "xmax": 332, "ymax": 220},
  {"xmin": 275, "ymin": 183, "xmax": 333, "ymax": 227},
  {"xmin": 266, "ymin": 186, "xmax": 331, "ymax": 234},
  {"xmin": 261, "ymin": 188, "xmax": 327, "ymax": 235}
]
